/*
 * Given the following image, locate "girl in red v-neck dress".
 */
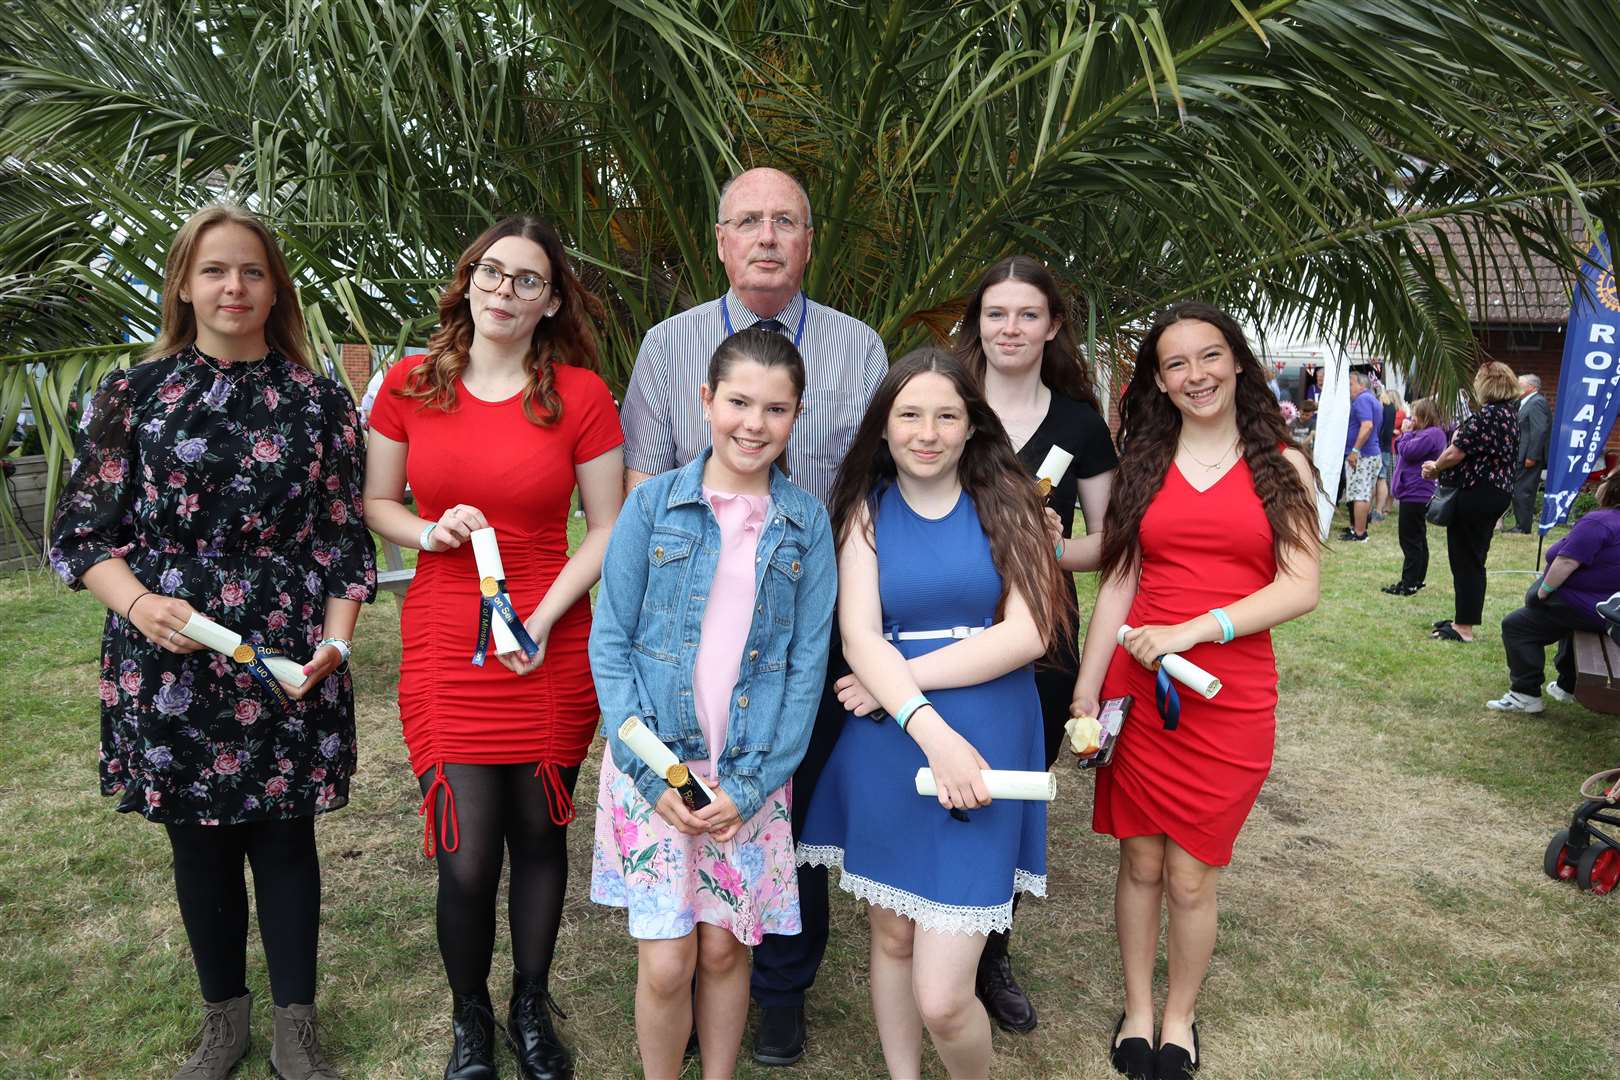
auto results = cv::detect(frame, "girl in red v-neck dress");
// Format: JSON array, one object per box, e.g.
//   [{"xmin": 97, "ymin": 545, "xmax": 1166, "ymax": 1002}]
[{"xmin": 1075, "ymin": 303, "xmax": 1320, "ymax": 1080}]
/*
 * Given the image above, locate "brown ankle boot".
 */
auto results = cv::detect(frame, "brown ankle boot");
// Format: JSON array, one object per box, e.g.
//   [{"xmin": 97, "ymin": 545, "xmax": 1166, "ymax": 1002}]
[
  {"xmin": 173, "ymin": 992, "xmax": 251, "ymax": 1080},
  {"xmin": 270, "ymin": 1002, "xmax": 342, "ymax": 1080}
]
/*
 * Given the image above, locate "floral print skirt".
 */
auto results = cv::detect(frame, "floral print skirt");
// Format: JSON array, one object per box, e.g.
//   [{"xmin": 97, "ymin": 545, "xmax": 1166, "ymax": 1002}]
[{"xmin": 589, "ymin": 749, "xmax": 801, "ymax": 945}]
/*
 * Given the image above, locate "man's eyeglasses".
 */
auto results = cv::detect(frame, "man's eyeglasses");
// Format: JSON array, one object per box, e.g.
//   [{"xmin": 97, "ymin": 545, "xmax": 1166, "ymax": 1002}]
[
  {"xmin": 717, "ymin": 213, "xmax": 807, "ymax": 236},
  {"xmin": 470, "ymin": 262, "xmax": 550, "ymax": 301}
]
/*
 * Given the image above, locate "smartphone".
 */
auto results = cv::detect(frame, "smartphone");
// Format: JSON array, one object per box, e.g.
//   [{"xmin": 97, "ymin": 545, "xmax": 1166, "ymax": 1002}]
[{"xmin": 1077, "ymin": 694, "xmax": 1132, "ymax": 769}]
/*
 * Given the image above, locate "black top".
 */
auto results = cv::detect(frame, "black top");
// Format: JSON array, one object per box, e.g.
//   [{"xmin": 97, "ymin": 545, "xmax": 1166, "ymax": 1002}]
[
  {"xmin": 1452, "ymin": 401, "xmax": 1521, "ymax": 495},
  {"xmin": 1015, "ymin": 391, "xmax": 1119, "ymax": 538},
  {"xmin": 1379, "ymin": 402, "xmax": 1396, "ymax": 453}
]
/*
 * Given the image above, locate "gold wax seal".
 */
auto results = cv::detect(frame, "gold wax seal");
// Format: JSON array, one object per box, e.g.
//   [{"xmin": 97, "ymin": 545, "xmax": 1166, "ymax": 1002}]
[
  {"xmin": 480, "ymin": 576, "xmax": 498, "ymax": 597},
  {"xmin": 232, "ymin": 644, "xmax": 255, "ymax": 663},
  {"xmin": 1036, "ymin": 477, "xmax": 1053, "ymax": 497},
  {"xmin": 666, "ymin": 763, "xmax": 691, "ymax": 787}
]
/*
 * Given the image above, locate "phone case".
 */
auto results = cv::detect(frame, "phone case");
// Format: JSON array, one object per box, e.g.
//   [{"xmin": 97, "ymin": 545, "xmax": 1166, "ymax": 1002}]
[{"xmin": 1077, "ymin": 694, "xmax": 1132, "ymax": 769}]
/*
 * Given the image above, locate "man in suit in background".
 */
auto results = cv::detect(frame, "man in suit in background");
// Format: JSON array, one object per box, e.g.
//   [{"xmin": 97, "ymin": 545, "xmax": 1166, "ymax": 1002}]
[{"xmin": 1512, "ymin": 373, "xmax": 1551, "ymax": 533}]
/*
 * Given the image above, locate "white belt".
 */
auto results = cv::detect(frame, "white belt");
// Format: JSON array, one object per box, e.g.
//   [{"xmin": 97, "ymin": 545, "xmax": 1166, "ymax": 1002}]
[{"xmin": 882, "ymin": 625, "xmax": 987, "ymax": 642}]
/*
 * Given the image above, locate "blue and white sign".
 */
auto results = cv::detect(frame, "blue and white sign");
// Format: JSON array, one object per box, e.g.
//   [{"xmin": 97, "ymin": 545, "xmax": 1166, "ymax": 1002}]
[{"xmin": 1541, "ymin": 234, "xmax": 1620, "ymax": 533}]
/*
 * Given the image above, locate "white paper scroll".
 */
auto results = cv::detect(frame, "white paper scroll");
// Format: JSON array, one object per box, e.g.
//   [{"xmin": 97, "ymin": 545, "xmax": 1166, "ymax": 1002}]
[
  {"xmin": 181, "ymin": 613, "xmax": 308, "ymax": 687},
  {"xmin": 1115, "ymin": 624, "xmax": 1221, "ymax": 699},
  {"xmin": 913, "ymin": 768, "xmax": 1056, "ymax": 801},
  {"xmin": 471, "ymin": 527, "xmax": 521, "ymax": 655},
  {"xmin": 1035, "ymin": 445, "xmax": 1074, "ymax": 490},
  {"xmin": 617, "ymin": 716, "xmax": 718, "ymax": 801}
]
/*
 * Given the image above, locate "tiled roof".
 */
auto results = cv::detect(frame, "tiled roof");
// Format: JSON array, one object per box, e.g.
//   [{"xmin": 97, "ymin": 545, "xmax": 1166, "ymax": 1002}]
[{"xmin": 1417, "ymin": 215, "xmax": 1584, "ymax": 326}]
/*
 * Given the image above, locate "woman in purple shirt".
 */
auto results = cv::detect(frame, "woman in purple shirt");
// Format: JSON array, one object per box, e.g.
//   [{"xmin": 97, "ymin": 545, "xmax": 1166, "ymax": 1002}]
[
  {"xmin": 1383, "ymin": 397, "xmax": 1448, "ymax": 596},
  {"xmin": 1487, "ymin": 470, "xmax": 1620, "ymax": 713}
]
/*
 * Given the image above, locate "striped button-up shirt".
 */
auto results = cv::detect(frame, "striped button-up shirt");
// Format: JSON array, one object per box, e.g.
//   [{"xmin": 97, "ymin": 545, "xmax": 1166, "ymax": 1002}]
[{"xmin": 621, "ymin": 290, "xmax": 890, "ymax": 505}]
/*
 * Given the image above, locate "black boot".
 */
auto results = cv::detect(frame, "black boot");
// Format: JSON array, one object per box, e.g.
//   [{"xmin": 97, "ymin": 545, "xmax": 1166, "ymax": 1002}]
[
  {"xmin": 444, "ymin": 990, "xmax": 497, "ymax": 1080},
  {"xmin": 976, "ymin": 928, "xmax": 1037, "ymax": 1033},
  {"xmin": 507, "ymin": 972, "xmax": 572, "ymax": 1080}
]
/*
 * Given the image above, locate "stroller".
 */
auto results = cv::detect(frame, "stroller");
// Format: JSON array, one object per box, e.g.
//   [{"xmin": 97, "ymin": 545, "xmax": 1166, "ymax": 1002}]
[{"xmin": 1543, "ymin": 592, "xmax": 1620, "ymax": 895}]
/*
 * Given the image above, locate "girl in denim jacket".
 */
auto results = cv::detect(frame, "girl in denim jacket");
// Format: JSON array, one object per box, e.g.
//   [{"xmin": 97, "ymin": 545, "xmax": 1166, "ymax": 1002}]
[{"xmin": 588, "ymin": 328, "xmax": 836, "ymax": 1079}]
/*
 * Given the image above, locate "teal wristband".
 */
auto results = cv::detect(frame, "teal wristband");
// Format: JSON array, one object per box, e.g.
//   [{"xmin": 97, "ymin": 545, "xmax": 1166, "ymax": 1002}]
[
  {"xmin": 1210, "ymin": 607, "xmax": 1236, "ymax": 644},
  {"xmin": 1054, "ymin": 539, "xmax": 1065, "ymax": 560},
  {"xmin": 895, "ymin": 693, "xmax": 930, "ymax": 729}
]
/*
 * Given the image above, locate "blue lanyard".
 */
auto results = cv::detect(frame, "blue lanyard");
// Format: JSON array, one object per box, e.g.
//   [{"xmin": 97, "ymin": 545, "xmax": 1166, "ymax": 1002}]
[{"xmin": 720, "ymin": 292, "xmax": 809, "ymax": 349}]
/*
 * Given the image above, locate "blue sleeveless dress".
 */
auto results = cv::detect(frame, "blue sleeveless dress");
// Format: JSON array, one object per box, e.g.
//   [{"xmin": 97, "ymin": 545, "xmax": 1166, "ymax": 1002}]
[{"xmin": 798, "ymin": 485, "xmax": 1047, "ymax": 934}]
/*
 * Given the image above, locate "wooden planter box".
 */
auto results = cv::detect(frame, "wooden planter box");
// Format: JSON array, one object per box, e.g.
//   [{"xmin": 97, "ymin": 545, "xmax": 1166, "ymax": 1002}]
[{"xmin": 0, "ymin": 454, "xmax": 50, "ymax": 571}]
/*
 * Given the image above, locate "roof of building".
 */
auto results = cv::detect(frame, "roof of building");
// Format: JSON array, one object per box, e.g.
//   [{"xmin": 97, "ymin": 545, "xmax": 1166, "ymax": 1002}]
[{"xmin": 1419, "ymin": 215, "xmax": 1586, "ymax": 326}]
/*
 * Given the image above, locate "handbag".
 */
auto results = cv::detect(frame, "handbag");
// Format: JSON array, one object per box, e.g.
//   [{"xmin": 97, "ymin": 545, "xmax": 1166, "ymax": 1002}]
[{"xmin": 1426, "ymin": 483, "xmax": 1459, "ymax": 526}]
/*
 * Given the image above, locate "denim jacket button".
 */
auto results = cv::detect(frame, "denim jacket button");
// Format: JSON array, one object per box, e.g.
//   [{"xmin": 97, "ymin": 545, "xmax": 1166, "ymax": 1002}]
[
  {"xmin": 654, "ymin": 546, "xmax": 664, "ymax": 559},
  {"xmin": 748, "ymin": 649, "xmax": 759, "ymax": 661},
  {"xmin": 737, "ymin": 695, "xmax": 749, "ymax": 708},
  {"xmin": 791, "ymin": 560, "xmax": 801, "ymax": 573}
]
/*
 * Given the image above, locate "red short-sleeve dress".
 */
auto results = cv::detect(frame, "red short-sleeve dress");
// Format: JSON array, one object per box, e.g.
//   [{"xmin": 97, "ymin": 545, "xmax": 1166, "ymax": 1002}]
[
  {"xmin": 369, "ymin": 358, "xmax": 623, "ymax": 847},
  {"xmin": 1094, "ymin": 458, "xmax": 1279, "ymax": 866}
]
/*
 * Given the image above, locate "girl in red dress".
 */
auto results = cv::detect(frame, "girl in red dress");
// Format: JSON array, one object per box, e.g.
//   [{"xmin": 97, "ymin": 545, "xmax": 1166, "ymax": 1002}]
[
  {"xmin": 1074, "ymin": 303, "xmax": 1320, "ymax": 1080},
  {"xmin": 363, "ymin": 217, "xmax": 624, "ymax": 1080}
]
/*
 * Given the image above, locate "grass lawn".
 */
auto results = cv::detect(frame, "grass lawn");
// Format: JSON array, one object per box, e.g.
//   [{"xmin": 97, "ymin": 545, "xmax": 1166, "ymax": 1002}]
[{"xmin": 3, "ymin": 512, "xmax": 1619, "ymax": 1078}]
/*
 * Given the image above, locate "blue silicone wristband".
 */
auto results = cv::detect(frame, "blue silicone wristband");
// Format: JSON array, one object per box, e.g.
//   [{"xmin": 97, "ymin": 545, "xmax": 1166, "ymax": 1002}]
[
  {"xmin": 894, "ymin": 693, "xmax": 930, "ymax": 729},
  {"xmin": 1210, "ymin": 607, "xmax": 1236, "ymax": 644}
]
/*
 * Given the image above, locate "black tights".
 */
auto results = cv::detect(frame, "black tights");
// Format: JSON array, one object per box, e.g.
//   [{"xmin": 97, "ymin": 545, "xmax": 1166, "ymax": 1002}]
[
  {"xmin": 165, "ymin": 817, "xmax": 321, "ymax": 1008},
  {"xmin": 418, "ymin": 762, "xmax": 578, "ymax": 996}
]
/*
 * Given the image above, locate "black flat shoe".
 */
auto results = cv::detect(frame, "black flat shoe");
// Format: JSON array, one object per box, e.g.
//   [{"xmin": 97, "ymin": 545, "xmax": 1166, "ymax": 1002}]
[
  {"xmin": 1109, "ymin": 1012, "xmax": 1155, "ymax": 1079},
  {"xmin": 1155, "ymin": 1022, "xmax": 1200, "ymax": 1080},
  {"xmin": 751, "ymin": 1005, "xmax": 806, "ymax": 1067}
]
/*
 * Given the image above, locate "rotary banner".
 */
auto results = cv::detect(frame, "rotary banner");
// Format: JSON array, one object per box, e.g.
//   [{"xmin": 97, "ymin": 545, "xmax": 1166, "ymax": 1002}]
[{"xmin": 1540, "ymin": 234, "xmax": 1620, "ymax": 533}]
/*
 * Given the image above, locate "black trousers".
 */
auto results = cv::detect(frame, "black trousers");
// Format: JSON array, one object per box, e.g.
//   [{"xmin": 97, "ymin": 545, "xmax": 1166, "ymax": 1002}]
[
  {"xmin": 1446, "ymin": 486, "xmax": 1511, "ymax": 625},
  {"xmin": 1397, "ymin": 500, "xmax": 1429, "ymax": 587},
  {"xmin": 749, "ymin": 624, "xmax": 845, "ymax": 1009},
  {"xmin": 1511, "ymin": 466, "xmax": 1540, "ymax": 532},
  {"xmin": 165, "ymin": 816, "xmax": 321, "ymax": 1008},
  {"xmin": 1502, "ymin": 597, "xmax": 1601, "ymax": 695}
]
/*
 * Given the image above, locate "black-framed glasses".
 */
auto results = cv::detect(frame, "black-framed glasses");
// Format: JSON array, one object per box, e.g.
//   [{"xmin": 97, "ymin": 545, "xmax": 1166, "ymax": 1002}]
[
  {"xmin": 470, "ymin": 262, "xmax": 550, "ymax": 301},
  {"xmin": 717, "ymin": 213, "xmax": 807, "ymax": 236}
]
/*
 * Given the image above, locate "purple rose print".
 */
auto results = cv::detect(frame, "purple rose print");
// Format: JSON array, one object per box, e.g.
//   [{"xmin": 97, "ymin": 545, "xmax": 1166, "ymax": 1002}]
[
  {"xmin": 159, "ymin": 568, "xmax": 183, "ymax": 593},
  {"xmin": 320, "ymin": 732, "xmax": 341, "ymax": 759},
  {"xmin": 146, "ymin": 745, "xmax": 174, "ymax": 769},
  {"xmin": 305, "ymin": 571, "xmax": 322, "ymax": 595},
  {"xmin": 153, "ymin": 680, "xmax": 193, "ymax": 716},
  {"xmin": 203, "ymin": 376, "xmax": 230, "ymax": 411},
  {"xmin": 176, "ymin": 437, "xmax": 207, "ymax": 463}
]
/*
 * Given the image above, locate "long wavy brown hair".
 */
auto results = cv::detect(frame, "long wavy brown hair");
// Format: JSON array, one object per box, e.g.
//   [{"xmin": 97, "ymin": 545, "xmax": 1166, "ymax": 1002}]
[
  {"xmin": 827, "ymin": 348, "xmax": 1068, "ymax": 645},
  {"xmin": 397, "ymin": 216, "xmax": 605, "ymax": 426},
  {"xmin": 954, "ymin": 255, "xmax": 1101, "ymax": 413},
  {"xmin": 1099, "ymin": 302, "xmax": 1322, "ymax": 584},
  {"xmin": 147, "ymin": 205, "xmax": 313, "ymax": 370}
]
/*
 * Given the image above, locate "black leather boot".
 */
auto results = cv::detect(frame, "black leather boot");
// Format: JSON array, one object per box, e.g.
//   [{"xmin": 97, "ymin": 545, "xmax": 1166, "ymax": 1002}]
[
  {"xmin": 977, "ymin": 929, "xmax": 1037, "ymax": 1033},
  {"xmin": 444, "ymin": 989, "xmax": 497, "ymax": 1080},
  {"xmin": 507, "ymin": 972, "xmax": 572, "ymax": 1080}
]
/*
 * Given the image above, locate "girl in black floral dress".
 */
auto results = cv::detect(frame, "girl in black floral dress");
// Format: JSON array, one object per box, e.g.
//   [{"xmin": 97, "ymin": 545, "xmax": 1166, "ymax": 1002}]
[{"xmin": 50, "ymin": 205, "xmax": 375, "ymax": 1080}]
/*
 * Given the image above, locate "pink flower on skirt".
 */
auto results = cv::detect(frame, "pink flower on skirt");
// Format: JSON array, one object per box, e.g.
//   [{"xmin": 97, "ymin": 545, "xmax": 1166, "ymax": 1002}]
[
  {"xmin": 612, "ymin": 806, "xmax": 638, "ymax": 858},
  {"xmin": 711, "ymin": 861, "xmax": 743, "ymax": 897}
]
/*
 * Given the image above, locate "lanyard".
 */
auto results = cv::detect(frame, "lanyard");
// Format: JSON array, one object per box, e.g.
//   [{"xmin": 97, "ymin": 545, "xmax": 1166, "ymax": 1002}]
[{"xmin": 720, "ymin": 292, "xmax": 809, "ymax": 349}]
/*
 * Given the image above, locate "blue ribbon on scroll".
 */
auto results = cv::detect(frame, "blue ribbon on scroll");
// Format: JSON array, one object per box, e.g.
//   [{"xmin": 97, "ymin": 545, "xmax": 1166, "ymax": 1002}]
[{"xmin": 472, "ymin": 577, "xmax": 540, "ymax": 667}]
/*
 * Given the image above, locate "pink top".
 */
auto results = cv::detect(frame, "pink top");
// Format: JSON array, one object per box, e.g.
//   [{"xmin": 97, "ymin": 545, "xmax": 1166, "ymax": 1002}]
[{"xmin": 688, "ymin": 487, "xmax": 769, "ymax": 780}]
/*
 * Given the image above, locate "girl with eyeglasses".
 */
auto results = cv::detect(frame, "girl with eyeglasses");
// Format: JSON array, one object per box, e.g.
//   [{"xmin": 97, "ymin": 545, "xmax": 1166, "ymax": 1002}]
[{"xmin": 363, "ymin": 216, "xmax": 625, "ymax": 1080}]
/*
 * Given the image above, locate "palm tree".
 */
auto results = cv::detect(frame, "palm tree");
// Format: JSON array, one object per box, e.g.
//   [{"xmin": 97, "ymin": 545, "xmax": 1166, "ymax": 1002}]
[{"xmin": 2, "ymin": 0, "xmax": 1618, "ymax": 555}]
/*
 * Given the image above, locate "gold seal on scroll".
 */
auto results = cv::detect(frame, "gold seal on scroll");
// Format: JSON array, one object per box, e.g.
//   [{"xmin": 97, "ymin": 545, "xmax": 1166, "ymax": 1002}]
[
  {"xmin": 666, "ymin": 763, "xmax": 690, "ymax": 788},
  {"xmin": 232, "ymin": 644, "xmax": 255, "ymax": 663},
  {"xmin": 1036, "ymin": 477, "xmax": 1053, "ymax": 497},
  {"xmin": 480, "ymin": 576, "xmax": 499, "ymax": 597}
]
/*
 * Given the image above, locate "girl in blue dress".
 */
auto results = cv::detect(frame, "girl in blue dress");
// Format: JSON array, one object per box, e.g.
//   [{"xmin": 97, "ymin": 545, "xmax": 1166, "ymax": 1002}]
[{"xmin": 800, "ymin": 349, "xmax": 1066, "ymax": 1078}]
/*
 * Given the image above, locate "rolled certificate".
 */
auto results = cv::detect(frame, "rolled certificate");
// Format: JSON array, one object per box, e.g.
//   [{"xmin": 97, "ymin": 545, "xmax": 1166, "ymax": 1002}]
[
  {"xmin": 1034, "ymin": 445, "xmax": 1074, "ymax": 496},
  {"xmin": 471, "ymin": 527, "xmax": 521, "ymax": 655},
  {"xmin": 181, "ymin": 613, "xmax": 307, "ymax": 687},
  {"xmin": 617, "ymin": 716, "xmax": 716, "ymax": 809},
  {"xmin": 913, "ymin": 768, "xmax": 1056, "ymax": 801},
  {"xmin": 1115, "ymin": 624, "xmax": 1221, "ymax": 699}
]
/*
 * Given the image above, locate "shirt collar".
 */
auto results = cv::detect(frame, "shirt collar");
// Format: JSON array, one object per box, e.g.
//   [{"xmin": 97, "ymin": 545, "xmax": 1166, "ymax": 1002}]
[
  {"xmin": 722, "ymin": 289, "xmax": 807, "ymax": 330},
  {"xmin": 667, "ymin": 447, "xmax": 810, "ymax": 528}
]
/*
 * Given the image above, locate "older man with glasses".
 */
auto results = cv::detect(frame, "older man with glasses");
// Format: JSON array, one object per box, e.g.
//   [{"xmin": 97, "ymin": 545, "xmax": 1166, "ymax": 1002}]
[{"xmin": 618, "ymin": 167, "xmax": 888, "ymax": 1066}]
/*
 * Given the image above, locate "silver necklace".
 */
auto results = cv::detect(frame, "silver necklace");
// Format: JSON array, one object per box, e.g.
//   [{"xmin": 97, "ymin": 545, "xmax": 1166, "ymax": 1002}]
[{"xmin": 1179, "ymin": 436, "xmax": 1240, "ymax": 470}]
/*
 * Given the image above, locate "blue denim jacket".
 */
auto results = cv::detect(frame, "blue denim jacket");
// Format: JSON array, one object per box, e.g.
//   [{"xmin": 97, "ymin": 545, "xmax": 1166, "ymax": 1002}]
[{"xmin": 590, "ymin": 449, "xmax": 836, "ymax": 820}]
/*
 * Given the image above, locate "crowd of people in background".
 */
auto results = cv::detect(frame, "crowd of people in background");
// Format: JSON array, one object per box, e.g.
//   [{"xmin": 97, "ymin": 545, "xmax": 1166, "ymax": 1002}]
[{"xmin": 52, "ymin": 163, "xmax": 1620, "ymax": 1080}]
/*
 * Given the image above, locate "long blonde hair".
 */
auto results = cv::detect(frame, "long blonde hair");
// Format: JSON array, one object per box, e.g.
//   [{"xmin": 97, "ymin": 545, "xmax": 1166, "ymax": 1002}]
[{"xmin": 146, "ymin": 205, "xmax": 313, "ymax": 369}]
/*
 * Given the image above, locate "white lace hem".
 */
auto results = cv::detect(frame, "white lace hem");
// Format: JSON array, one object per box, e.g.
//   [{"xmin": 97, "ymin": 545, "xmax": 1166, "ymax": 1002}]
[{"xmin": 797, "ymin": 843, "xmax": 1046, "ymax": 936}]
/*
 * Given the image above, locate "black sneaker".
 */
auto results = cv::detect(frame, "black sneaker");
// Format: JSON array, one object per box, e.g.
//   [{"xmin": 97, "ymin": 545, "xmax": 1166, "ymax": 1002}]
[
  {"xmin": 1348, "ymin": 532, "xmax": 1369, "ymax": 543},
  {"xmin": 752, "ymin": 1005, "xmax": 806, "ymax": 1066},
  {"xmin": 1336, "ymin": 527, "xmax": 1357, "ymax": 541}
]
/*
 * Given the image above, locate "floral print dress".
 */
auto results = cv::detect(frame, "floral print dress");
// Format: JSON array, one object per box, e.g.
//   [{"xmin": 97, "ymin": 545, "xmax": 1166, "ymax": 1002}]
[{"xmin": 50, "ymin": 346, "xmax": 376, "ymax": 825}]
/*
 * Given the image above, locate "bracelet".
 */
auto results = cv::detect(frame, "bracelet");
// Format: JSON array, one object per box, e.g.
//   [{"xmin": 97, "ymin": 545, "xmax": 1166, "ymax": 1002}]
[
  {"xmin": 418, "ymin": 521, "xmax": 438, "ymax": 552},
  {"xmin": 894, "ymin": 693, "xmax": 930, "ymax": 730},
  {"xmin": 1054, "ymin": 538, "xmax": 1065, "ymax": 561},
  {"xmin": 318, "ymin": 637, "xmax": 352, "ymax": 672},
  {"xmin": 125, "ymin": 590, "xmax": 154, "ymax": 622},
  {"xmin": 1210, "ymin": 607, "xmax": 1236, "ymax": 644}
]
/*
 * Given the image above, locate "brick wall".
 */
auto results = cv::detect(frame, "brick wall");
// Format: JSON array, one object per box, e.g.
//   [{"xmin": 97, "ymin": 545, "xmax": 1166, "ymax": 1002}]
[{"xmin": 339, "ymin": 344, "xmax": 371, "ymax": 398}]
